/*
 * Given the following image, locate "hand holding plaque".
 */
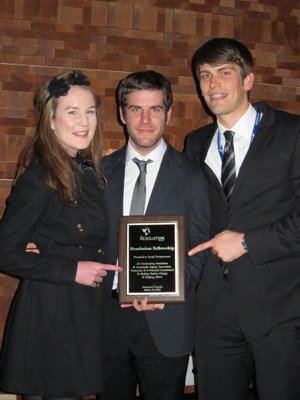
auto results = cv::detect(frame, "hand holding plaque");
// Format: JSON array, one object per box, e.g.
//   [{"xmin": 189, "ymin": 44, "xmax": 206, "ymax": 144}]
[{"xmin": 118, "ymin": 215, "xmax": 186, "ymax": 304}]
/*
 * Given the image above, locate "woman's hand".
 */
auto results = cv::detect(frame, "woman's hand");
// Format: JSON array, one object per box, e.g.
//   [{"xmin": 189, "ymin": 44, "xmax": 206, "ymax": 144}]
[{"xmin": 76, "ymin": 261, "xmax": 122, "ymax": 287}]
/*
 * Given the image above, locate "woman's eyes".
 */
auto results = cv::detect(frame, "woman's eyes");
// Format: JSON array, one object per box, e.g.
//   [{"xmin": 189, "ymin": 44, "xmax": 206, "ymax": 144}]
[
  {"xmin": 67, "ymin": 109, "xmax": 96, "ymax": 116},
  {"xmin": 87, "ymin": 109, "xmax": 96, "ymax": 115}
]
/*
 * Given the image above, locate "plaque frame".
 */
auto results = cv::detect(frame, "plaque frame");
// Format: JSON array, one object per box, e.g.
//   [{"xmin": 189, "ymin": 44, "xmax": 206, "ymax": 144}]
[{"xmin": 118, "ymin": 215, "xmax": 186, "ymax": 304}]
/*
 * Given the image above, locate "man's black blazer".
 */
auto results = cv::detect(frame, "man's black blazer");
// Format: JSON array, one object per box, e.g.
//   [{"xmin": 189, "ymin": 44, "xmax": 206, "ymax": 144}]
[
  {"xmin": 102, "ymin": 143, "xmax": 210, "ymax": 357},
  {"xmin": 184, "ymin": 102, "xmax": 300, "ymax": 338}
]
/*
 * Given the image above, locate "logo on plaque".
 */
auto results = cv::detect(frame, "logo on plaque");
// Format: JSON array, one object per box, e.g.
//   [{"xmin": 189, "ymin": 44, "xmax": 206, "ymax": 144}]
[{"xmin": 141, "ymin": 227, "xmax": 150, "ymax": 236}]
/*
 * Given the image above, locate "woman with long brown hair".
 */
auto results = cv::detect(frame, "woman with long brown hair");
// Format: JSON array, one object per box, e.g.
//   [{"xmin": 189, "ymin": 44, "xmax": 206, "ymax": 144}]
[{"xmin": 0, "ymin": 70, "xmax": 120, "ymax": 399}]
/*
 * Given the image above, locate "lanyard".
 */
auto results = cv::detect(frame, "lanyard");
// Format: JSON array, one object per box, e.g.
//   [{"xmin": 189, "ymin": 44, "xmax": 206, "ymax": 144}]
[{"xmin": 217, "ymin": 112, "xmax": 261, "ymax": 161}]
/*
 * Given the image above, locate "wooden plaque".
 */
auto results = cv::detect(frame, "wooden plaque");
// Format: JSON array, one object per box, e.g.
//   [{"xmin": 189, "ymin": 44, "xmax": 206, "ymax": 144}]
[{"xmin": 118, "ymin": 215, "xmax": 186, "ymax": 304}]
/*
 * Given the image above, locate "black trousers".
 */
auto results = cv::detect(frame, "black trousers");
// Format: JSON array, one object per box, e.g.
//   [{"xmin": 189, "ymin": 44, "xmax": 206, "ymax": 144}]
[
  {"xmin": 195, "ymin": 278, "xmax": 300, "ymax": 400},
  {"xmin": 100, "ymin": 298, "xmax": 189, "ymax": 400}
]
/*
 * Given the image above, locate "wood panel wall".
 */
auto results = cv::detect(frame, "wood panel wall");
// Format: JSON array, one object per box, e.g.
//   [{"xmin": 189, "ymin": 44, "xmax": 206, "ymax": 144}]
[{"xmin": 0, "ymin": 0, "xmax": 299, "ymax": 346}]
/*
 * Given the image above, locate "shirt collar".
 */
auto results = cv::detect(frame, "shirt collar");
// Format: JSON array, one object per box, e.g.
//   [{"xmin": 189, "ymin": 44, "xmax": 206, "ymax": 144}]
[
  {"xmin": 125, "ymin": 139, "xmax": 167, "ymax": 165},
  {"xmin": 217, "ymin": 104, "xmax": 257, "ymax": 141}
]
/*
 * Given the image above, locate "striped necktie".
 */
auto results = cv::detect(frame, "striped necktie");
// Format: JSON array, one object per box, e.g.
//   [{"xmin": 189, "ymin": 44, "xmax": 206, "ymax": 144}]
[{"xmin": 221, "ymin": 130, "xmax": 236, "ymax": 201}]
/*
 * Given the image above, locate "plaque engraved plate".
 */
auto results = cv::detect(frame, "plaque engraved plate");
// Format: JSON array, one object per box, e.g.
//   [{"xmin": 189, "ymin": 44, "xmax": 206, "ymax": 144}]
[{"xmin": 118, "ymin": 215, "xmax": 186, "ymax": 303}]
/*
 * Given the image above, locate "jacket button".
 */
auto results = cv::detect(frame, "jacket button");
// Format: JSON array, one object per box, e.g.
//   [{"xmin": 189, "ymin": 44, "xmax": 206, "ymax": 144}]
[
  {"xmin": 77, "ymin": 245, "xmax": 83, "ymax": 249},
  {"xmin": 70, "ymin": 199, "xmax": 78, "ymax": 207},
  {"xmin": 98, "ymin": 248, "xmax": 104, "ymax": 255},
  {"xmin": 76, "ymin": 224, "xmax": 84, "ymax": 232}
]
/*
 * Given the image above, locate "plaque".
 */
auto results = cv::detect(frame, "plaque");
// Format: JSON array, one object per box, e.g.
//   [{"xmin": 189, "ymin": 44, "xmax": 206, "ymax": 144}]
[{"xmin": 118, "ymin": 215, "xmax": 186, "ymax": 304}]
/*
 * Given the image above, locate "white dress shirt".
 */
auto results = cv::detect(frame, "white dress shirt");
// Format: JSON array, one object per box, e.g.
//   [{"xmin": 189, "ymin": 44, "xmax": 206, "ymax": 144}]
[
  {"xmin": 123, "ymin": 139, "xmax": 167, "ymax": 215},
  {"xmin": 113, "ymin": 139, "xmax": 167, "ymax": 289},
  {"xmin": 205, "ymin": 104, "xmax": 259, "ymax": 182}
]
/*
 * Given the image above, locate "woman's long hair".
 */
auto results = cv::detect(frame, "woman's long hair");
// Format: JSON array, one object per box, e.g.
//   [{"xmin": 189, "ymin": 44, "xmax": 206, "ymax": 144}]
[{"xmin": 16, "ymin": 70, "xmax": 105, "ymax": 204}]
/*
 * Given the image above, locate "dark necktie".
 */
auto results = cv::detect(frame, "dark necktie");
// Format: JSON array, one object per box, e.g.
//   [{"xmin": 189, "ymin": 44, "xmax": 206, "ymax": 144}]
[
  {"xmin": 129, "ymin": 158, "xmax": 153, "ymax": 215},
  {"xmin": 221, "ymin": 130, "xmax": 236, "ymax": 201}
]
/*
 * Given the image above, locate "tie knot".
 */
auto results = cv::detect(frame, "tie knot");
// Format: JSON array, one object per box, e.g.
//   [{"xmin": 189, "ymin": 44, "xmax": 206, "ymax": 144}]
[
  {"xmin": 132, "ymin": 157, "xmax": 152, "ymax": 173},
  {"xmin": 224, "ymin": 130, "xmax": 235, "ymax": 143}
]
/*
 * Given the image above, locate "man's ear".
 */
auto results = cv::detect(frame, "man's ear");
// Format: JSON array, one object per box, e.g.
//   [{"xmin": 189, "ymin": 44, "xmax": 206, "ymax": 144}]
[
  {"xmin": 244, "ymin": 72, "xmax": 254, "ymax": 91},
  {"xmin": 119, "ymin": 106, "xmax": 126, "ymax": 125},
  {"xmin": 166, "ymin": 107, "xmax": 172, "ymax": 125}
]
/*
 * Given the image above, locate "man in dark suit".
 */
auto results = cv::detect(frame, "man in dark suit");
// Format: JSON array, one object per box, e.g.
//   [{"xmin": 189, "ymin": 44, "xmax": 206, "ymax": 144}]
[
  {"xmin": 101, "ymin": 70, "xmax": 210, "ymax": 400},
  {"xmin": 185, "ymin": 38, "xmax": 300, "ymax": 400}
]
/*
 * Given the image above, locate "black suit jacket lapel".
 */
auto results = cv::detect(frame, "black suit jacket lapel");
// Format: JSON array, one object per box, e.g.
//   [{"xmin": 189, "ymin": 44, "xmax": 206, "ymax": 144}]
[
  {"xmin": 145, "ymin": 145, "xmax": 183, "ymax": 214},
  {"xmin": 104, "ymin": 147, "xmax": 126, "ymax": 219},
  {"xmin": 233, "ymin": 103, "xmax": 276, "ymax": 194},
  {"xmin": 196, "ymin": 125, "xmax": 228, "ymax": 203},
  {"xmin": 196, "ymin": 125, "xmax": 215, "ymax": 167}
]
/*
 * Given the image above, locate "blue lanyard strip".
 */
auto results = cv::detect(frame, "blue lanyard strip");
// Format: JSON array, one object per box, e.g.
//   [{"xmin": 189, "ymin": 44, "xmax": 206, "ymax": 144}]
[{"xmin": 217, "ymin": 112, "xmax": 261, "ymax": 160}]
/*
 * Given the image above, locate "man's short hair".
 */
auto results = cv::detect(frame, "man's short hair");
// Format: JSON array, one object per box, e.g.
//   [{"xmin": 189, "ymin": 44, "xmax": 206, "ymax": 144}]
[
  {"xmin": 117, "ymin": 70, "xmax": 173, "ymax": 115},
  {"xmin": 192, "ymin": 37, "xmax": 253, "ymax": 80}
]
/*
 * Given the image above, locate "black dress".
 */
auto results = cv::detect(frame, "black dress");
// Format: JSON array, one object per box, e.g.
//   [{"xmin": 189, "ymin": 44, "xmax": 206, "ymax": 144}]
[{"xmin": 0, "ymin": 160, "xmax": 107, "ymax": 397}]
